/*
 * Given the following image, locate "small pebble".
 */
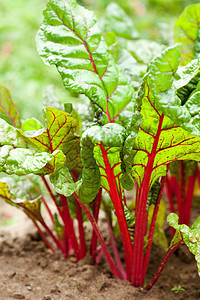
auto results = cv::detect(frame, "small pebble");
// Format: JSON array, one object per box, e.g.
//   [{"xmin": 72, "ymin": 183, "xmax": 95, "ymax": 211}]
[{"xmin": 12, "ymin": 294, "xmax": 25, "ymax": 299}]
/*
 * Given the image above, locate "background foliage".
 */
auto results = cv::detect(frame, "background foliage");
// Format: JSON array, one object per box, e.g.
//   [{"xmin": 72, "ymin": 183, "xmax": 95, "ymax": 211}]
[{"xmin": 0, "ymin": 0, "xmax": 199, "ymax": 120}]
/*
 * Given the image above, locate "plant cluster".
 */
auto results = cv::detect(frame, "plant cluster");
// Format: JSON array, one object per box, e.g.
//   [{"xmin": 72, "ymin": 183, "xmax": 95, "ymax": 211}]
[{"xmin": 0, "ymin": 0, "xmax": 200, "ymax": 289}]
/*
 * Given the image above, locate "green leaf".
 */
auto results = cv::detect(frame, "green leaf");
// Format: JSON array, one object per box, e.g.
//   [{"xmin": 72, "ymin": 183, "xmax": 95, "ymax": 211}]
[
  {"xmin": 79, "ymin": 123, "xmax": 126, "ymax": 203},
  {"xmin": 0, "ymin": 117, "xmax": 66, "ymax": 174},
  {"xmin": 0, "ymin": 181, "xmax": 11, "ymax": 204},
  {"xmin": 36, "ymin": 0, "xmax": 134, "ymax": 124},
  {"xmin": 0, "ymin": 145, "xmax": 65, "ymax": 175},
  {"xmin": 43, "ymin": 84, "xmax": 62, "ymax": 110},
  {"xmin": 167, "ymin": 213, "xmax": 200, "ymax": 275},
  {"xmin": 174, "ymin": 4, "xmax": 200, "ymax": 65},
  {"xmin": 21, "ymin": 118, "xmax": 43, "ymax": 132},
  {"xmin": 104, "ymin": 2, "xmax": 138, "ymax": 39},
  {"xmin": 125, "ymin": 45, "xmax": 200, "ymax": 188},
  {"xmin": 50, "ymin": 166, "xmax": 82, "ymax": 196},
  {"xmin": 23, "ymin": 107, "xmax": 82, "ymax": 173},
  {"xmin": 127, "ymin": 39, "xmax": 165, "ymax": 65},
  {"xmin": 0, "ymin": 178, "xmax": 44, "ymax": 223},
  {"xmin": 0, "ymin": 174, "xmax": 41, "ymax": 202},
  {"xmin": 0, "ymin": 86, "xmax": 21, "ymax": 128}
]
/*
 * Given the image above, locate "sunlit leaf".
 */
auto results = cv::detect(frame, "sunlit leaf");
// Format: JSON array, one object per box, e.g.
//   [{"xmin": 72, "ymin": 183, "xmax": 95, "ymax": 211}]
[
  {"xmin": 36, "ymin": 0, "xmax": 134, "ymax": 124},
  {"xmin": 174, "ymin": 3, "xmax": 200, "ymax": 65}
]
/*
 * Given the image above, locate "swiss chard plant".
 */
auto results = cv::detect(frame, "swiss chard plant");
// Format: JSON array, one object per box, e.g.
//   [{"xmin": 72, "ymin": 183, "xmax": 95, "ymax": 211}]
[{"xmin": 0, "ymin": 0, "xmax": 200, "ymax": 290}]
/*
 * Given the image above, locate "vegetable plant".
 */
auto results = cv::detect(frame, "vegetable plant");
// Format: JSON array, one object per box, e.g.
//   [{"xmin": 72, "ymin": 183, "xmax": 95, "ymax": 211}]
[{"xmin": 0, "ymin": 0, "xmax": 200, "ymax": 290}]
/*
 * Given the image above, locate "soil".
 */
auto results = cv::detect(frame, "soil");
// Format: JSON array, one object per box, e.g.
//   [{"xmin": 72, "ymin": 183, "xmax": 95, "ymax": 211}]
[{"xmin": 0, "ymin": 202, "xmax": 199, "ymax": 300}]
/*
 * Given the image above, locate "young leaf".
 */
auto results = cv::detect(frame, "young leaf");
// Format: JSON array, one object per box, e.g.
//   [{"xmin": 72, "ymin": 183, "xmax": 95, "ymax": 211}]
[
  {"xmin": 174, "ymin": 3, "xmax": 200, "ymax": 66},
  {"xmin": 104, "ymin": 2, "xmax": 138, "ymax": 39},
  {"xmin": 167, "ymin": 213, "xmax": 200, "ymax": 275},
  {"xmin": 50, "ymin": 166, "xmax": 82, "ymax": 197},
  {"xmin": 0, "ymin": 86, "xmax": 21, "ymax": 128},
  {"xmin": 21, "ymin": 118, "xmax": 43, "ymax": 132},
  {"xmin": 125, "ymin": 44, "xmax": 200, "ymax": 189},
  {"xmin": 36, "ymin": 0, "xmax": 134, "ymax": 124}
]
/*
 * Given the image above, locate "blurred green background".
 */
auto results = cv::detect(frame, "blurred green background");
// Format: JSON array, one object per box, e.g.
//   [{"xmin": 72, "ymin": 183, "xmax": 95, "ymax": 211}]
[{"xmin": 0, "ymin": 0, "xmax": 199, "ymax": 121}]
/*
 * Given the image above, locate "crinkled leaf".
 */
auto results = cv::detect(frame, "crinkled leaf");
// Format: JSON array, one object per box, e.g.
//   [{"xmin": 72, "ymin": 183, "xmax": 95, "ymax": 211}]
[
  {"xmin": 104, "ymin": 2, "xmax": 138, "ymax": 39},
  {"xmin": 125, "ymin": 45, "xmax": 200, "ymax": 188},
  {"xmin": 0, "ymin": 118, "xmax": 34, "ymax": 149},
  {"xmin": 36, "ymin": 0, "xmax": 134, "ymax": 124},
  {"xmin": 0, "ymin": 145, "xmax": 65, "ymax": 175},
  {"xmin": 167, "ymin": 213, "xmax": 200, "ymax": 275},
  {"xmin": 79, "ymin": 123, "xmax": 126, "ymax": 203},
  {"xmin": 127, "ymin": 40, "xmax": 165, "ymax": 65},
  {"xmin": 174, "ymin": 57, "xmax": 200, "ymax": 92},
  {"xmin": 0, "ymin": 174, "xmax": 42, "ymax": 202},
  {"xmin": 174, "ymin": 4, "xmax": 200, "ymax": 65},
  {"xmin": 50, "ymin": 166, "xmax": 82, "ymax": 196},
  {"xmin": 0, "ymin": 86, "xmax": 21, "ymax": 128}
]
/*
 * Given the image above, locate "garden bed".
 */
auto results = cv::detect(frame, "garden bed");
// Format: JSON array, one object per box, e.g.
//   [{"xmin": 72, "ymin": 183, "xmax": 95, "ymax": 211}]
[{"xmin": 0, "ymin": 203, "xmax": 199, "ymax": 300}]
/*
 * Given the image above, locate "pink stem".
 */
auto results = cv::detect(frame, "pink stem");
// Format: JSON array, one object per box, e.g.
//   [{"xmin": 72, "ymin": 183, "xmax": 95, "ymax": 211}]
[
  {"xmin": 107, "ymin": 219, "xmax": 126, "ymax": 279},
  {"xmin": 41, "ymin": 175, "xmax": 63, "ymax": 218},
  {"xmin": 184, "ymin": 167, "xmax": 197, "ymax": 226},
  {"xmin": 165, "ymin": 175, "xmax": 176, "ymax": 213},
  {"xmin": 41, "ymin": 196, "xmax": 55, "ymax": 226}
]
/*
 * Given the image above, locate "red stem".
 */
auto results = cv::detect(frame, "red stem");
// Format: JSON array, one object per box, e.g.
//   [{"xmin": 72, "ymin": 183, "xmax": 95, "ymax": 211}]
[
  {"xmin": 184, "ymin": 167, "xmax": 197, "ymax": 226},
  {"xmin": 41, "ymin": 175, "xmax": 63, "ymax": 218},
  {"xmin": 75, "ymin": 199, "xmax": 86, "ymax": 259},
  {"xmin": 100, "ymin": 143, "xmax": 133, "ymax": 280},
  {"xmin": 90, "ymin": 189, "xmax": 102, "ymax": 262},
  {"xmin": 59, "ymin": 194, "xmax": 80, "ymax": 260},
  {"xmin": 95, "ymin": 235, "xmax": 121, "ymax": 264},
  {"xmin": 143, "ymin": 175, "xmax": 166, "ymax": 279},
  {"xmin": 41, "ymin": 196, "xmax": 55, "ymax": 226},
  {"xmin": 165, "ymin": 174, "xmax": 176, "ymax": 213},
  {"xmin": 74, "ymin": 193, "xmax": 121, "ymax": 278},
  {"xmin": 179, "ymin": 161, "xmax": 186, "ymax": 224},
  {"xmin": 145, "ymin": 240, "xmax": 184, "ymax": 290},
  {"xmin": 20, "ymin": 202, "xmax": 67, "ymax": 256},
  {"xmin": 131, "ymin": 114, "xmax": 164, "ymax": 287}
]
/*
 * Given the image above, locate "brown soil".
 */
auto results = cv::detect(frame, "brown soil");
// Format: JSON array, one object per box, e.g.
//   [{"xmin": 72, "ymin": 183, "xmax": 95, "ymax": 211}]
[{"xmin": 0, "ymin": 203, "xmax": 199, "ymax": 300}]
